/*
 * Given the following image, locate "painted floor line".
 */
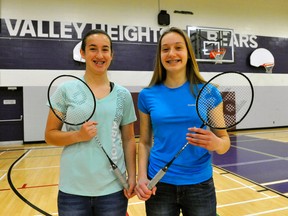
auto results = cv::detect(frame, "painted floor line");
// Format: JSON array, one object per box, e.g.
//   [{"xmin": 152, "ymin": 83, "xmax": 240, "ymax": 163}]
[
  {"xmin": 230, "ymin": 145, "xmax": 288, "ymax": 160},
  {"xmin": 233, "ymin": 130, "xmax": 288, "ymax": 136},
  {"xmin": 261, "ymin": 179, "xmax": 288, "ymax": 186},
  {"xmin": 216, "ymin": 186, "xmax": 257, "ymax": 193},
  {"xmin": 128, "ymin": 201, "xmax": 145, "ymax": 206},
  {"xmin": 0, "ymin": 183, "xmax": 58, "ymax": 192},
  {"xmin": 221, "ymin": 172, "xmax": 258, "ymax": 192},
  {"xmin": 217, "ymin": 195, "xmax": 279, "ymax": 208},
  {"xmin": 218, "ymin": 158, "xmax": 282, "ymax": 168},
  {"xmin": 244, "ymin": 206, "xmax": 288, "ymax": 216},
  {"xmin": 0, "ymin": 173, "xmax": 7, "ymax": 180},
  {"xmin": 12, "ymin": 165, "xmax": 60, "ymax": 171}
]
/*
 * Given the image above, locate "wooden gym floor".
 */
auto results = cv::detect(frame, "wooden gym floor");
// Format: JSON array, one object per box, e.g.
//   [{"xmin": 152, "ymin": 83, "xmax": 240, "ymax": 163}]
[{"xmin": 1, "ymin": 128, "xmax": 288, "ymax": 215}]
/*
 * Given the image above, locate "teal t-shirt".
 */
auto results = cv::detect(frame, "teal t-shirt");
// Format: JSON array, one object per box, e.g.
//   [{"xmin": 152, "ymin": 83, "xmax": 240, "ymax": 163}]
[{"xmin": 48, "ymin": 79, "xmax": 136, "ymax": 196}]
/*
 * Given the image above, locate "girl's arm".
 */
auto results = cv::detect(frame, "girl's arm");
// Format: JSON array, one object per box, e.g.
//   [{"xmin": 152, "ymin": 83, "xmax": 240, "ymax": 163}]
[
  {"xmin": 121, "ymin": 122, "xmax": 137, "ymax": 198},
  {"xmin": 135, "ymin": 111, "xmax": 156, "ymax": 201},
  {"xmin": 45, "ymin": 109, "xmax": 97, "ymax": 146}
]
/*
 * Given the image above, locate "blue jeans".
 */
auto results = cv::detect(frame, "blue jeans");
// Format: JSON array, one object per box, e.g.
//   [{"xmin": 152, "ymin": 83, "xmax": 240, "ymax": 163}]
[
  {"xmin": 57, "ymin": 190, "xmax": 128, "ymax": 216},
  {"xmin": 146, "ymin": 178, "xmax": 216, "ymax": 216}
]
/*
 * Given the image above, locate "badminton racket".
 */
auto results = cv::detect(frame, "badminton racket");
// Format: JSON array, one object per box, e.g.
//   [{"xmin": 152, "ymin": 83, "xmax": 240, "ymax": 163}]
[
  {"xmin": 147, "ymin": 71, "xmax": 254, "ymax": 189},
  {"xmin": 47, "ymin": 74, "xmax": 129, "ymax": 189}
]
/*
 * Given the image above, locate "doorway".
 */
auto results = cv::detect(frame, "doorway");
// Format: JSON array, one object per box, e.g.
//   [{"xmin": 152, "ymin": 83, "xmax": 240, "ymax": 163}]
[{"xmin": 0, "ymin": 87, "xmax": 23, "ymax": 144}]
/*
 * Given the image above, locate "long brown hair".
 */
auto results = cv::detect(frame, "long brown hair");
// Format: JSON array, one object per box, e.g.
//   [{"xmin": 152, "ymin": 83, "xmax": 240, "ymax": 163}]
[{"xmin": 149, "ymin": 27, "xmax": 206, "ymax": 96}]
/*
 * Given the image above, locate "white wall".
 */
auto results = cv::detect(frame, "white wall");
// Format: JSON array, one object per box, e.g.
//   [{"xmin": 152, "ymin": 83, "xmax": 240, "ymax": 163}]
[
  {"xmin": 2, "ymin": 0, "xmax": 288, "ymax": 37},
  {"xmin": 1, "ymin": 0, "xmax": 288, "ymax": 141}
]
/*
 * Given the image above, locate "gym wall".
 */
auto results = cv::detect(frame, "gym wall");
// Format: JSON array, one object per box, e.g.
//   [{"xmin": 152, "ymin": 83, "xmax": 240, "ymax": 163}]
[{"xmin": 0, "ymin": 0, "xmax": 288, "ymax": 142}]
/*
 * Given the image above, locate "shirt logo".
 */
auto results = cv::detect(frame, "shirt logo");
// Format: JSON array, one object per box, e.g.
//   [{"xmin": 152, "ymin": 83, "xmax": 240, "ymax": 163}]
[{"xmin": 187, "ymin": 104, "xmax": 195, "ymax": 107}]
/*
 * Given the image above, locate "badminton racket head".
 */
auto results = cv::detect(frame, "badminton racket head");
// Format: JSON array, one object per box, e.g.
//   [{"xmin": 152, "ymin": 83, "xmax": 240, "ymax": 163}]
[
  {"xmin": 196, "ymin": 71, "xmax": 254, "ymax": 129},
  {"xmin": 47, "ymin": 74, "xmax": 96, "ymax": 126}
]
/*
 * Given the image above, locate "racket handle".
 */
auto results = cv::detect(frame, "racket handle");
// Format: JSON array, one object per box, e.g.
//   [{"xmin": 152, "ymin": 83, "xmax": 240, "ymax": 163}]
[
  {"xmin": 94, "ymin": 136, "xmax": 129, "ymax": 189},
  {"xmin": 147, "ymin": 169, "xmax": 166, "ymax": 190},
  {"xmin": 113, "ymin": 167, "xmax": 129, "ymax": 190}
]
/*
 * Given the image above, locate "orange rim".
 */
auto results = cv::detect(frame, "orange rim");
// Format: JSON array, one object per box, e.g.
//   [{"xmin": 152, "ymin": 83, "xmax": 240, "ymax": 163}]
[{"xmin": 210, "ymin": 48, "xmax": 226, "ymax": 59}]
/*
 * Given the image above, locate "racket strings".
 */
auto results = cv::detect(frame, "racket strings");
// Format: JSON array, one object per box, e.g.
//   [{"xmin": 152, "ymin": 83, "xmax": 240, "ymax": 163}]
[
  {"xmin": 48, "ymin": 76, "xmax": 96, "ymax": 126},
  {"xmin": 204, "ymin": 103, "xmax": 227, "ymax": 128},
  {"xmin": 221, "ymin": 85, "xmax": 253, "ymax": 118},
  {"xmin": 197, "ymin": 72, "xmax": 253, "ymax": 129}
]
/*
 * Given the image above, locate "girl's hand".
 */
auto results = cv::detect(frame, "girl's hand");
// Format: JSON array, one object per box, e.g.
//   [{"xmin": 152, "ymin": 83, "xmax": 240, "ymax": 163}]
[
  {"xmin": 124, "ymin": 179, "xmax": 136, "ymax": 199},
  {"xmin": 78, "ymin": 121, "xmax": 98, "ymax": 142},
  {"xmin": 186, "ymin": 127, "xmax": 222, "ymax": 152},
  {"xmin": 135, "ymin": 178, "xmax": 157, "ymax": 201}
]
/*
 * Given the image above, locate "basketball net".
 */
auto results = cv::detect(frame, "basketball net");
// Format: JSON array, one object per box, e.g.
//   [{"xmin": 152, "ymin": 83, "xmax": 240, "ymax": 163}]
[
  {"xmin": 262, "ymin": 63, "xmax": 274, "ymax": 73},
  {"xmin": 209, "ymin": 48, "xmax": 226, "ymax": 64}
]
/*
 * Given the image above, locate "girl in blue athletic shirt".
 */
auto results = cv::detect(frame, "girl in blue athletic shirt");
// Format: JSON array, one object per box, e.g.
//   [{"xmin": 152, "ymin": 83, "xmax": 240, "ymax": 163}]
[{"xmin": 135, "ymin": 27, "xmax": 231, "ymax": 216}]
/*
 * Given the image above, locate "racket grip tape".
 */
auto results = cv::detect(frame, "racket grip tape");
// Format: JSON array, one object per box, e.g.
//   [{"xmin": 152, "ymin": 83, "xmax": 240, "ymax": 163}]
[
  {"xmin": 147, "ymin": 169, "xmax": 166, "ymax": 190},
  {"xmin": 113, "ymin": 167, "xmax": 129, "ymax": 190}
]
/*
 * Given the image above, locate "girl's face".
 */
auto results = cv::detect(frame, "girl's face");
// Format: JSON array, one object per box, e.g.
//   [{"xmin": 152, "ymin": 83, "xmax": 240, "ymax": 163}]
[
  {"xmin": 160, "ymin": 32, "xmax": 188, "ymax": 75},
  {"xmin": 81, "ymin": 33, "xmax": 113, "ymax": 75}
]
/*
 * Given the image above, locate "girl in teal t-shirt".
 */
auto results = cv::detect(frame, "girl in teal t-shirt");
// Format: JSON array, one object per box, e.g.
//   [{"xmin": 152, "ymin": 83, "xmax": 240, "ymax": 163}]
[{"xmin": 45, "ymin": 29, "xmax": 136, "ymax": 216}]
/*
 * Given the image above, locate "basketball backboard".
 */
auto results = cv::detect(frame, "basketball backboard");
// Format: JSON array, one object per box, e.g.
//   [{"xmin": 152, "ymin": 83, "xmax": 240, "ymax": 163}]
[
  {"xmin": 250, "ymin": 48, "xmax": 274, "ymax": 73},
  {"xmin": 73, "ymin": 41, "xmax": 85, "ymax": 63},
  {"xmin": 187, "ymin": 26, "xmax": 235, "ymax": 63}
]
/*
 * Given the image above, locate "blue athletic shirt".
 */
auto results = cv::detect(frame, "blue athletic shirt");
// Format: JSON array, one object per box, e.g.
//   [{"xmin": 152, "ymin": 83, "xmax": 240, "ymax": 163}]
[
  {"xmin": 48, "ymin": 78, "xmax": 136, "ymax": 196},
  {"xmin": 138, "ymin": 81, "xmax": 215, "ymax": 185}
]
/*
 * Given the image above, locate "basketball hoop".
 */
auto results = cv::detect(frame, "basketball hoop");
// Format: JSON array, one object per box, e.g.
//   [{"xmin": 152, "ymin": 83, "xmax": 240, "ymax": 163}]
[
  {"xmin": 209, "ymin": 48, "xmax": 226, "ymax": 64},
  {"xmin": 262, "ymin": 63, "xmax": 274, "ymax": 73},
  {"xmin": 250, "ymin": 48, "xmax": 275, "ymax": 73}
]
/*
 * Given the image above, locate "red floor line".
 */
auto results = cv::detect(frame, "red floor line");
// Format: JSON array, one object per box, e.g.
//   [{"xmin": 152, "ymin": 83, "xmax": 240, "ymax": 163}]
[
  {"xmin": 0, "ymin": 183, "xmax": 58, "ymax": 192},
  {"xmin": 17, "ymin": 183, "xmax": 58, "ymax": 190},
  {"xmin": 0, "ymin": 188, "xmax": 10, "ymax": 192}
]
